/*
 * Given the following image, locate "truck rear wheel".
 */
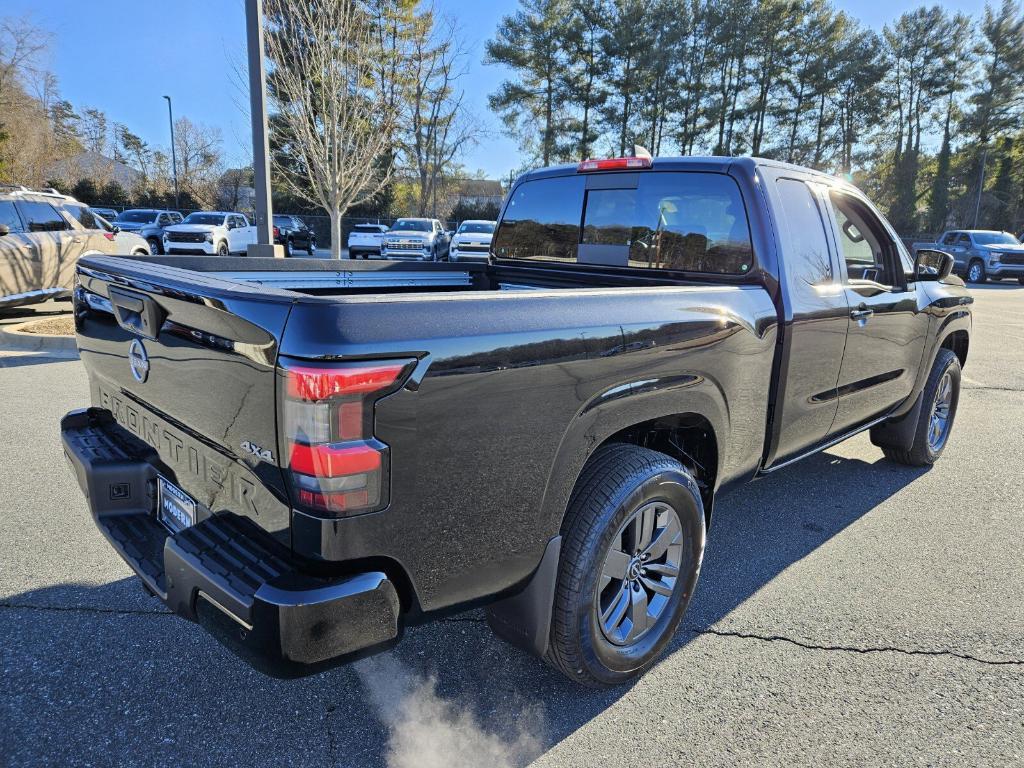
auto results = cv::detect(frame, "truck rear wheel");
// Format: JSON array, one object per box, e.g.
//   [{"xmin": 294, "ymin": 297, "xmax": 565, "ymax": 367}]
[
  {"xmin": 546, "ymin": 444, "xmax": 705, "ymax": 687},
  {"xmin": 881, "ymin": 348, "xmax": 961, "ymax": 466}
]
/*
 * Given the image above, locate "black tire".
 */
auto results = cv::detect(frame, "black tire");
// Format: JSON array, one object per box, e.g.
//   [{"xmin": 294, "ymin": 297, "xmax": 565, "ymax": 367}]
[
  {"xmin": 1017, "ymin": 276, "xmax": 1024, "ymax": 286},
  {"xmin": 881, "ymin": 348, "xmax": 961, "ymax": 466},
  {"xmin": 284, "ymin": 238, "xmax": 293, "ymax": 257},
  {"xmin": 216, "ymin": 241, "xmax": 229, "ymax": 256},
  {"xmin": 147, "ymin": 237, "xmax": 162, "ymax": 255},
  {"xmin": 307, "ymin": 239, "xmax": 316, "ymax": 256},
  {"xmin": 546, "ymin": 444, "xmax": 706, "ymax": 687},
  {"xmin": 966, "ymin": 259, "xmax": 986, "ymax": 283}
]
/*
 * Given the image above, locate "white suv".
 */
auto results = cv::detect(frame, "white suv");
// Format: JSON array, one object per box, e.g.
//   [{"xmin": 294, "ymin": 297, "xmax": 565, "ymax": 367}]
[{"xmin": 0, "ymin": 186, "xmax": 150, "ymax": 309}]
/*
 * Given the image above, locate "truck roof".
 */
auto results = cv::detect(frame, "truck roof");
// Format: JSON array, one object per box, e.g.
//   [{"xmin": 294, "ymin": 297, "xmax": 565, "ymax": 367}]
[{"xmin": 517, "ymin": 155, "xmax": 857, "ymax": 191}]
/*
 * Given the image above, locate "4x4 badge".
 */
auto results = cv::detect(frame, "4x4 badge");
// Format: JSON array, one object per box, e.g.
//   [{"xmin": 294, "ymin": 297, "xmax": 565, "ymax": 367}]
[{"xmin": 240, "ymin": 440, "xmax": 274, "ymax": 462}]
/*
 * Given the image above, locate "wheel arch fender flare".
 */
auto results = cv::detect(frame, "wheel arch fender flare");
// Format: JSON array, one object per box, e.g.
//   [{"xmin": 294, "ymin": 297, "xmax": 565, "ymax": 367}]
[{"xmin": 537, "ymin": 380, "xmax": 727, "ymax": 544}]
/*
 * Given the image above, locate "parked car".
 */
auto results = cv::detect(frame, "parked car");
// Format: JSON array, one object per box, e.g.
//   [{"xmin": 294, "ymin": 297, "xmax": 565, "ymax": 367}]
[
  {"xmin": 912, "ymin": 229, "xmax": 1024, "ymax": 284},
  {"xmin": 61, "ymin": 155, "xmax": 971, "ymax": 687},
  {"xmin": 68, "ymin": 205, "xmax": 152, "ymax": 256},
  {"xmin": 347, "ymin": 223, "xmax": 388, "ymax": 258},
  {"xmin": 92, "ymin": 207, "xmax": 119, "ymax": 221},
  {"xmin": 162, "ymin": 211, "xmax": 257, "ymax": 256},
  {"xmin": 380, "ymin": 217, "xmax": 450, "ymax": 260},
  {"xmin": 0, "ymin": 186, "xmax": 149, "ymax": 308},
  {"xmin": 448, "ymin": 219, "xmax": 496, "ymax": 262},
  {"xmin": 113, "ymin": 209, "xmax": 184, "ymax": 255},
  {"xmin": 273, "ymin": 214, "xmax": 316, "ymax": 256}
]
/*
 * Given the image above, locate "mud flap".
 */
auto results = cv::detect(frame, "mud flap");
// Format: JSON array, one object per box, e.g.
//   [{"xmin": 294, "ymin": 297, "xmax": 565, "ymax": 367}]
[
  {"xmin": 870, "ymin": 388, "xmax": 925, "ymax": 451},
  {"xmin": 485, "ymin": 536, "xmax": 561, "ymax": 658}
]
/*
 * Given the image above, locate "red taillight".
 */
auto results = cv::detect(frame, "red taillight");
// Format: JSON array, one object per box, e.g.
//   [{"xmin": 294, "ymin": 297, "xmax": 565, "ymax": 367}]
[
  {"xmin": 577, "ymin": 156, "xmax": 653, "ymax": 172},
  {"xmin": 289, "ymin": 443, "xmax": 382, "ymax": 477},
  {"xmin": 281, "ymin": 359, "xmax": 414, "ymax": 517},
  {"xmin": 103, "ymin": 232, "xmax": 116, "ymax": 241},
  {"xmin": 287, "ymin": 363, "xmax": 406, "ymax": 400},
  {"xmin": 273, "ymin": 226, "xmax": 280, "ymax": 238}
]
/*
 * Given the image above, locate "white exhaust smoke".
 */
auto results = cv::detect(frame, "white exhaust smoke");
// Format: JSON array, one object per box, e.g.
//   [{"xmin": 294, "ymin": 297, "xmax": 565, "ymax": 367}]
[{"xmin": 354, "ymin": 653, "xmax": 545, "ymax": 768}]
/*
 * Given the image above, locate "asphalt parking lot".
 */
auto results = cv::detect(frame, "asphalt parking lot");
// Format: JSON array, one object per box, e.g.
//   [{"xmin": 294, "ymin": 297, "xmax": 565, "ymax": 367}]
[{"xmin": 1, "ymin": 284, "xmax": 1022, "ymax": 768}]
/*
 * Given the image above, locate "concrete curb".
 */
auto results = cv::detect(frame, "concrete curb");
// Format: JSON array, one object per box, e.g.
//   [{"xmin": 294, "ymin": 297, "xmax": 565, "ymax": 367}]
[{"xmin": 0, "ymin": 320, "xmax": 80, "ymax": 357}]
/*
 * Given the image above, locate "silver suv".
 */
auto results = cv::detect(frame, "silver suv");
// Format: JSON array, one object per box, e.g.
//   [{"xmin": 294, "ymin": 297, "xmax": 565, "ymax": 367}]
[{"xmin": 0, "ymin": 186, "xmax": 150, "ymax": 309}]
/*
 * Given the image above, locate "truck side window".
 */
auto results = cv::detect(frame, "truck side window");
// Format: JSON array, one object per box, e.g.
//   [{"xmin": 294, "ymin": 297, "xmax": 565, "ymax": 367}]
[
  {"xmin": 942, "ymin": 232, "xmax": 959, "ymax": 246},
  {"xmin": 827, "ymin": 191, "xmax": 898, "ymax": 288},
  {"xmin": 775, "ymin": 179, "xmax": 833, "ymax": 287}
]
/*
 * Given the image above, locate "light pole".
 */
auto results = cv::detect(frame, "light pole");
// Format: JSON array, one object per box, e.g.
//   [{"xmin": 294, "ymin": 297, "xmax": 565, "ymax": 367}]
[
  {"xmin": 972, "ymin": 146, "xmax": 988, "ymax": 230},
  {"xmin": 162, "ymin": 96, "xmax": 180, "ymax": 210},
  {"xmin": 244, "ymin": 0, "xmax": 281, "ymax": 256}
]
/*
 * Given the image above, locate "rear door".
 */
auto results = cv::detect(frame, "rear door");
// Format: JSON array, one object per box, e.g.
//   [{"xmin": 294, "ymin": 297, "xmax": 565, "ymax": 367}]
[
  {"xmin": 822, "ymin": 188, "xmax": 929, "ymax": 435},
  {"xmin": 760, "ymin": 173, "xmax": 850, "ymax": 467},
  {"xmin": 75, "ymin": 257, "xmax": 295, "ymax": 543}
]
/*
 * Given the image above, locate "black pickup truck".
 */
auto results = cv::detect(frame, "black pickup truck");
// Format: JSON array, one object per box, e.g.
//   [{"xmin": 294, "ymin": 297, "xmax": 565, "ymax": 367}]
[{"xmin": 61, "ymin": 156, "xmax": 972, "ymax": 687}]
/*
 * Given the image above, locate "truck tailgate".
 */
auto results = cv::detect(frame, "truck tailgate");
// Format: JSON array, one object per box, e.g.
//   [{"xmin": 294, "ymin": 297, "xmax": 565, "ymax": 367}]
[{"xmin": 73, "ymin": 256, "xmax": 295, "ymax": 543}]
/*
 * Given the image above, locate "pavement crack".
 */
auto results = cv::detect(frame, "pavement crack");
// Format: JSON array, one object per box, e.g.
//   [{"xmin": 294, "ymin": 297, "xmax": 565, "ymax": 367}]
[
  {"xmin": 962, "ymin": 384, "xmax": 1023, "ymax": 393},
  {"xmin": 688, "ymin": 627, "xmax": 1023, "ymax": 667},
  {"xmin": 0, "ymin": 601, "xmax": 172, "ymax": 617}
]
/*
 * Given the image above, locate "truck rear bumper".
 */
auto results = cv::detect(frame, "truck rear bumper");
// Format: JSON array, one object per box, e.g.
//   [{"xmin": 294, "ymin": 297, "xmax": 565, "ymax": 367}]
[{"xmin": 59, "ymin": 407, "xmax": 401, "ymax": 678}]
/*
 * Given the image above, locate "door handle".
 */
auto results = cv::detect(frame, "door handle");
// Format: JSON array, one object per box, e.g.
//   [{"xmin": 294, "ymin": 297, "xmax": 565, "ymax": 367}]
[{"xmin": 850, "ymin": 307, "xmax": 874, "ymax": 320}]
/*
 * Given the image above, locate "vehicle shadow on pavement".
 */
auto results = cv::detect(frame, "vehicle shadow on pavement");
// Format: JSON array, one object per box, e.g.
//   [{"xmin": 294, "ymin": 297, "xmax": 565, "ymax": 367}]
[
  {"xmin": 2, "ymin": 451, "xmax": 929, "ymax": 768},
  {"xmin": 0, "ymin": 352, "xmax": 79, "ymax": 368}
]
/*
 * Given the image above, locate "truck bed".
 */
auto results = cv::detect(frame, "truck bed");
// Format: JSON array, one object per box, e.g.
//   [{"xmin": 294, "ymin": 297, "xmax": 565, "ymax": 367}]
[{"xmin": 72, "ymin": 253, "xmax": 778, "ymax": 614}]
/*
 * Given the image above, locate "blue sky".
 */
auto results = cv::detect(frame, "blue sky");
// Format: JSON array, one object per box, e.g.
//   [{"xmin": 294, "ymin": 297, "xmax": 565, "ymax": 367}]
[{"xmin": 7, "ymin": 0, "xmax": 990, "ymax": 181}]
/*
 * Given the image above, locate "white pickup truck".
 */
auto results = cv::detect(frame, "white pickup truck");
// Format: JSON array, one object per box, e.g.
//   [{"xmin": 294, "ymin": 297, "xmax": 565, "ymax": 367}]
[{"xmin": 163, "ymin": 212, "xmax": 257, "ymax": 256}]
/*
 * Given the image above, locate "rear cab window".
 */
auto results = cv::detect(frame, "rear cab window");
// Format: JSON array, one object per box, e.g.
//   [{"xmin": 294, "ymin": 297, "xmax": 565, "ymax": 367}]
[{"xmin": 492, "ymin": 171, "xmax": 753, "ymax": 275}]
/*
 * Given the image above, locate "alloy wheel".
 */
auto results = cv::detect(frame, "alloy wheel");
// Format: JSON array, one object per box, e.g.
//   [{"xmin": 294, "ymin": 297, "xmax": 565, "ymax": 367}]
[
  {"xmin": 596, "ymin": 501, "xmax": 683, "ymax": 646},
  {"xmin": 928, "ymin": 371, "xmax": 954, "ymax": 451}
]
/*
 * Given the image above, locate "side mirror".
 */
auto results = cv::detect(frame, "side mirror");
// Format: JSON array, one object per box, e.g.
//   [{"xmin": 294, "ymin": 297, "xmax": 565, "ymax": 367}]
[
  {"xmin": 0, "ymin": 224, "xmax": 9, "ymax": 236},
  {"xmin": 914, "ymin": 248, "xmax": 955, "ymax": 281},
  {"xmin": 112, "ymin": 225, "xmax": 120, "ymax": 234}
]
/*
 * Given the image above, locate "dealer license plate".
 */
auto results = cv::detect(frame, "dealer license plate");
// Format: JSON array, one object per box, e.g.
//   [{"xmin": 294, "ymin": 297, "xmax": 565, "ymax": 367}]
[{"xmin": 157, "ymin": 476, "xmax": 196, "ymax": 533}]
